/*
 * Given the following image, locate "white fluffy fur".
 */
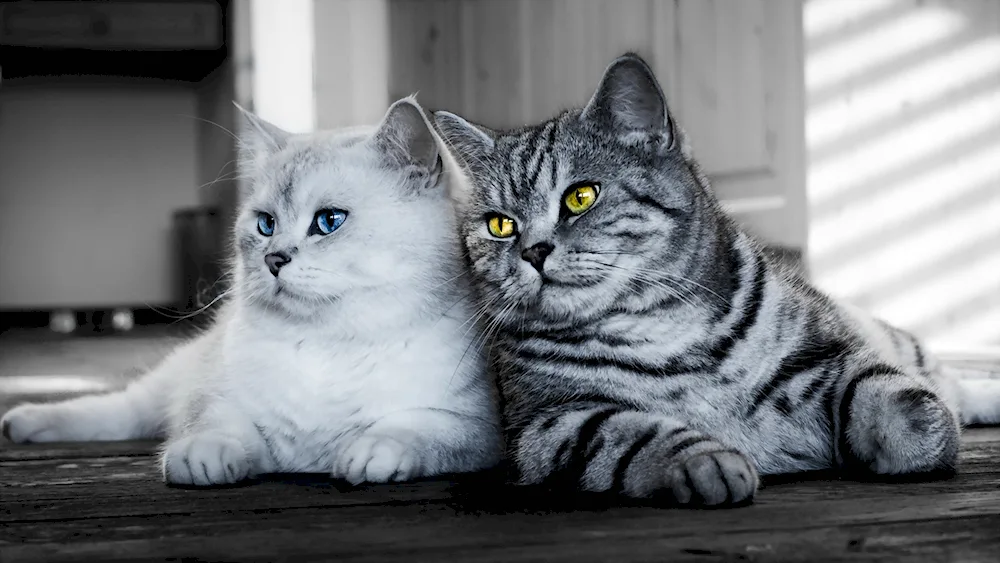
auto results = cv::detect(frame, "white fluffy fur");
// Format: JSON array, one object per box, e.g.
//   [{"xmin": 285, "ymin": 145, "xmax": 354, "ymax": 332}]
[{"xmin": 1, "ymin": 98, "xmax": 502, "ymax": 486}]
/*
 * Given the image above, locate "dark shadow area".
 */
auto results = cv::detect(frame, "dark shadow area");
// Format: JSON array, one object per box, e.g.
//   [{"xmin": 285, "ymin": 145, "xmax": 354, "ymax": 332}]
[
  {"xmin": 759, "ymin": 467, "xmax": 956, "ymax": 487},
  {"xmin": 0, "ymin": 1, "xmax": 229, "ymax": 83},
  {"xmin": 443, "ymin": 472, "xmax": 755, "ymax": 515}
]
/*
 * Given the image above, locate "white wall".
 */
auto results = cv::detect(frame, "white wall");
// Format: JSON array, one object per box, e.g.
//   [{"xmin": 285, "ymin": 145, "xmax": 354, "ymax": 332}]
[
  {"xmin": 0, "ymin": 84, "xmax": 200, "ymax": 308},
  {"xmin": 248, "ymin": 0, "xmax": 315, "ymax": 133},
  {"xmin": 243, "ymin": 0, "xmax": 390, "ymax": 132},
  {"xmin": 313, "ymin": 0, "xmax": 389, "ymax": 129},
  {"xmin": 805, "ymin": 0, "xmax": 1000, "ymax": 351}
]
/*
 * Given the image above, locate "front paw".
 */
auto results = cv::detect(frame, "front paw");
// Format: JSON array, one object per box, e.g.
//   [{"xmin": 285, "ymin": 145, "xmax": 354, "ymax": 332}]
[
  {"xmin": 162, "ymin": 433, "xmax": 252, "ymax": 486},
  {"xmin": 844, "ymin": 382, "xmax": 960, "ymax": 475},
  {"xmin": 2, "ymin": 404, "xmax": 59, "ymax": 443},
  {"xmin": 331, "ymin": 434, "xmax": 420, "ymax": 485},
  {"xmin": 663, "ymin": 450, "xmax": 759, "ymax": 506}
]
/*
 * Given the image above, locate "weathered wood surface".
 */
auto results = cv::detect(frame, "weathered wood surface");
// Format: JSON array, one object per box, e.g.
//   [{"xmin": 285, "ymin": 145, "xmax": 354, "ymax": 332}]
[
  {"xmin": 2, "ymin": 429, "xmax": 999, "ymax": 562},
  {"xmin": 2, "ymin": 329, "xmax": 999, "ymax": 561}
]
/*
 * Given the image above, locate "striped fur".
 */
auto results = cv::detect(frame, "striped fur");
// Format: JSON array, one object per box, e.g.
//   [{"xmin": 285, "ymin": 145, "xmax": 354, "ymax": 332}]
[{"xmin": 433, "ymin": 53, "xmax": 1000, "ymax": 506}]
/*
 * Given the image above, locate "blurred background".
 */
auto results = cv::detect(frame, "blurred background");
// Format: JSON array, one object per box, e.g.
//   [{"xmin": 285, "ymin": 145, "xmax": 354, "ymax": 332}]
[{"xmin": 0, "ymin": 0, "xmax": 997, "ymax": 362}]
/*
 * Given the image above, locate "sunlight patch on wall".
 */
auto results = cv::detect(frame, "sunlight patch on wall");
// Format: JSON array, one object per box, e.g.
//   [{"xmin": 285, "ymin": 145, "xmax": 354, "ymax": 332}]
[
  {"xmin": 805, "ymin": 0, "xmax": 1000, "ymax": 351},
  {"xmin": 808, "ymin": 39, "xmax": 1000, "ymax": 148},
  {"xmin": 804, "ymin": 0, "xmax": 904, "ymax": 38},
  {"xmin": 934, "ymin": 306, "xmax": 1000, "ymax": 347},
  {"xmin": 811, "ymin": 143, "xmax": 1000, "ymax": 259},
  {"xmin": 806, "ymin": 8, "xmax": 962, "ymax": 92},
  {"xmin": 817, "ymin": 195, "xmax": 1000, "ymax": 299},
  {"xmin": 809, "ymin": 88, "xmax": 1000, "ymax": 202},
  {"xmin": 873, "ymin": 252, "xmax": 1000, "ymax": 330}
]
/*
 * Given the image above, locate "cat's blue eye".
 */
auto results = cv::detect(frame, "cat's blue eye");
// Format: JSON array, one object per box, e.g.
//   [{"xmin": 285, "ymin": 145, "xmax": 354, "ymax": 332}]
[
  {"xmin": 312, "ymin": 209, "xmax": 348, "ymax": 235},
  {"xmin": 257, "ymin": 212, "xmax": 275, "ymax": 236}
]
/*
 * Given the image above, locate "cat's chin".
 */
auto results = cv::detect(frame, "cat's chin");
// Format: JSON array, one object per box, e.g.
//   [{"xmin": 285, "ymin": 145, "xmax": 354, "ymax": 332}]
[
  {"xmin": 523, "ymin": 290, "xmax": 612, "ymax": 326},
  {"xmin": 273, "ymin": 283, "xmax": 307, "ymax": 300},
  {"xmin": 523, "ymin": 275, "xmax": 621, "ymax": 322},
  {"xmin": 248, "ymin": 283, "xmax": 341, "ymax": 318}
]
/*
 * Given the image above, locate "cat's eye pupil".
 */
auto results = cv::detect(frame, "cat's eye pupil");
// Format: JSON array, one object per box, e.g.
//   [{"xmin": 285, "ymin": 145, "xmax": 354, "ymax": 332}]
[
  {"xmin": 486, "ymin": 214, "xmax": 516, "ymax": 238},
  {"xmin": 257, "ymin": 212, "xmax": 275, "ymax": 236},
  {"xmin": 314, "ymin": 208, "xmax": 348, "ymax": 235},
  {"xmin": 564, "ymin": 184, "xmax": 599, "ymax": 215}
]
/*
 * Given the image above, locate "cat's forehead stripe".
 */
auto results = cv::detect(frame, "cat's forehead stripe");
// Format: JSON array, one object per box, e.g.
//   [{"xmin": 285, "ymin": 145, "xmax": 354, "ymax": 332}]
[{"xmin": 493, "ymin": 120, "xmax": 562, "ymax": 212}]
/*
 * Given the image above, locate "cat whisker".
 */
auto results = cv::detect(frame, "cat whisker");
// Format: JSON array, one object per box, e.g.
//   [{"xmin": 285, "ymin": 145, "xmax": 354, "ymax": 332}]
[
  {"xmin": 182, "ymin": 114, "xmax": 243, "ymax": 145},
  {"xmin": 428, "ymin": 269, "xmax": 469, "ymax": 292},
  {"xmin": 587, "ymin": 261, "xmax": 703, "ymax": 310},
  {"xmin": 146, "ymin": 283, "xmax": 235, "ymax": 323},
  {"xmin": 580, "ymin": 250, "xmax": 729, "ymax": 306},
  {"xmin": 197, "ymin": 162, "xmax": 248, "ymax": 192},
  {"xmin": 447, "ymin": 290, "xmax": 511, "ymax": 390}
]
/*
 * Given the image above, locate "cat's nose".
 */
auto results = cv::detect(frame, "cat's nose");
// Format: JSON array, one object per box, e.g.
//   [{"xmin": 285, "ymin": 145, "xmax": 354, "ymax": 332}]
[
  {"xmin": 521, "ymin": 242, "xmax": 554, "ymax": 273},
  {"xmin": 264, "ymin": 251, "xmax": 292, "ymax": 277}
]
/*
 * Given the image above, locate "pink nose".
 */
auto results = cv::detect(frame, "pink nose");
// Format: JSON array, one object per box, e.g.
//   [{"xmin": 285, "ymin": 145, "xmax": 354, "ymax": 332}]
[{"xmin": 264, "ymin": 251, "xmax": 292, "ymax": 277}]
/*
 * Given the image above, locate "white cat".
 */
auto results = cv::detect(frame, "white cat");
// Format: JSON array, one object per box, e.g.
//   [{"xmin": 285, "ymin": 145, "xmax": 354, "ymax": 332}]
[{"xmin": 1, "ymin": 98, "xmax": 502, "ymax": 486}]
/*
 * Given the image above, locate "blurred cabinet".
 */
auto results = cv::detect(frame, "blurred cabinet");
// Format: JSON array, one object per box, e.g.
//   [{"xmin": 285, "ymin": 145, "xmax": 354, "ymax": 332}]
[
  {"xmin": 387, "ymin": 0, "xmax": 806, "ymax": 253},
  {"xmin": 0, "ymin": 0, "xmax": 235, "ymax": 311}
]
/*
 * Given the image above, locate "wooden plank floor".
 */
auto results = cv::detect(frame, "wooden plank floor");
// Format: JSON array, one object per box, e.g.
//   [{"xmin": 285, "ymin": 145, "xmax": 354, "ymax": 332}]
[{"xmin": 2, "ymin": 329, "xmax": 1000, "ymax": 562}]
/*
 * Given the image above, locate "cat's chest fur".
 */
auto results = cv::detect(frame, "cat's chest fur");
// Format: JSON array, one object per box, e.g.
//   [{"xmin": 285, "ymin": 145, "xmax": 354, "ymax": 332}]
[
  {"xmin": 217, "ymin": 317, "xmax": 427, "ymax": 472},
  {"xmin": 518, "ymin": 308, "xmax": 833, "ymax": 472},
  {"xmin": 612, "ymin": 308, "xmax": 835, "ymax": 472}
]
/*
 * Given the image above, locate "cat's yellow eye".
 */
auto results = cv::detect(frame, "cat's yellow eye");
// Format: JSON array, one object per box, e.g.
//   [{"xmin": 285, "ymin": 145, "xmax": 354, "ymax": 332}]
[
  {"xmin": 486, "ymin": 214, "xmax": 517, "ymax": 238},
  {"xmin": 564, "ymin": 184, "xmax": 600, "ymax": 215}
]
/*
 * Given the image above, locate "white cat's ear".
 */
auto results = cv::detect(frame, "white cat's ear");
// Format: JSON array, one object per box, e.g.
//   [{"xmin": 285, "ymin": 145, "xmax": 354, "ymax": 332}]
[
  {"xmin": 581, "ymin": 53, "xmax": 673, "ymax": 147},
  {"xmin": 371, "ymin": 97, "xmax": 440, "ymax": 172},
  {"xmin": 233, "ymin": 102, "xmax": 289, "ymax": 168},
  {"xmin": 432, "ymin": 111, "xmax": 495, "ymax": 166}
]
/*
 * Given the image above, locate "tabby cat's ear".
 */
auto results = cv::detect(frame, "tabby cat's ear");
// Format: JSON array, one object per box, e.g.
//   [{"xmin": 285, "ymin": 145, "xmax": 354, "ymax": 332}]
[
  {"xmin": 371, "ymin": 97, "xmax": 439, "ymax": 173},
  {"xmin": 581, "ymin": 53, "xmax": 673, "ymax": 148},
  {"xmin": 234, "ymin": 102, "xmax": 289, "ymax": 170},
  {"xmin": 428, "ymin": 111, "xmax": 495, "ymax": 208},
  {"xmin": 432, "ymin": 111, "xmax": 496, "ymax": 167}
]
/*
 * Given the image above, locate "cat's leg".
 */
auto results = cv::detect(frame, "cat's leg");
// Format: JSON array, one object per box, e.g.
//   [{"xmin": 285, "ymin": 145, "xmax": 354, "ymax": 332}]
[
  {"xmin": 511, "ymin": 405, "xmax": 758, "ymax": 506},
  {"xmin": 161, "ymin": 399, "xmax": 271, "ymax": 486},
  {"xmin": 834, "ymin": 362, "xmax": 960, "ymax": 475},
  {"xmin": 2, "ymin": 377, "xmax": 165, "ymax": 443},
  {"xmin": 330, "ymin": 409, "xmax": 501, "ymax": 485},
  {"xmin": 0, "ymin": 337, "xmax": 205, "ymax": 443}
]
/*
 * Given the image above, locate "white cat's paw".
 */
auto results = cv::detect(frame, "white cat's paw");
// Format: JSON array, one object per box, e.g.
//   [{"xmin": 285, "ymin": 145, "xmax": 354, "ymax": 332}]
[
  {"xmin": 331, "ymin": 434, "xmax": 420, "ymax": 485},
  {"xmin": 162, "ymin": 433, "xmax": 252, "ymax": 486},
  {"xmin": 2, "ymin": 404, "xmax": 61, "ymax": 443}
]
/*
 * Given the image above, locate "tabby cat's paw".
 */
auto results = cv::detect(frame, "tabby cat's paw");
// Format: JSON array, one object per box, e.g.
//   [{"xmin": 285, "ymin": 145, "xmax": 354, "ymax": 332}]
[
  {"xmin": 845, "ymin": 383, "xmax": 960, "ymax": 475},
  {"xmin": 331, "ymin": 434, "xmax": 419, "ymax": 485},
  {"xmin": 162, "ymin": 433, "xmax": 252, "ymax": 486},
  {"xmin": 1, "ymin": 404, "xmax": 60, "ymax": 443},
  {"xmin": 663, "ymin": 450, "xmax": 759, "ymax": 506}
]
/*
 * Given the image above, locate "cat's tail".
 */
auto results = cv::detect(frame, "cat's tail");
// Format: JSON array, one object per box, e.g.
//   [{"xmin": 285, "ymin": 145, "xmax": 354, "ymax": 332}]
[
  {"xmin": 944, "ymin": 364, "xmax": 1000, "ymax": 425},
  {"xmin": 1, "ymin": 337, "xmax": 203, "ymax": 444}
]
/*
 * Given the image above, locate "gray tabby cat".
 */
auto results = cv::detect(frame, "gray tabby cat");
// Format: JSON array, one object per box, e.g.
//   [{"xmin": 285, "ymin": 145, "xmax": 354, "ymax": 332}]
[{"xmin": 432, "ymin": 53, "xmax": 1000, "ymax": 506}]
